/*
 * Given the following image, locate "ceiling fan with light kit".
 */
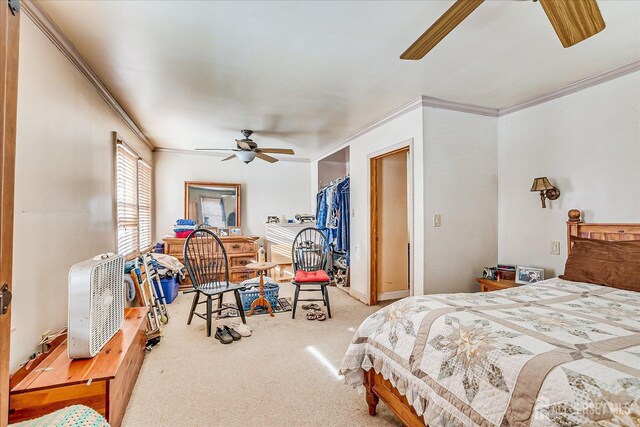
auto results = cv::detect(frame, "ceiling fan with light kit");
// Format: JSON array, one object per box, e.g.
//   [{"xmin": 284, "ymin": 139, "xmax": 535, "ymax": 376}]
[
  {"xmin": 195, "ymin": 129, "xmax": 295, "ymax": 164},
  {"xmin": 401, "ymin": 0, "xmax": 606, "ymax": 60}
]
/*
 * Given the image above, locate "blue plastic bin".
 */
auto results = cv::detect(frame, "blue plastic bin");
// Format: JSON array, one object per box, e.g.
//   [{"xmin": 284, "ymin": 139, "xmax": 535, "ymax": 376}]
[
  {"xmin": 154, "ymin": 276, "xmax": 179, "ymax": 304},
  {"xmin": 240, "ymin": 283, "xmax": 279, "ymax": 311}
]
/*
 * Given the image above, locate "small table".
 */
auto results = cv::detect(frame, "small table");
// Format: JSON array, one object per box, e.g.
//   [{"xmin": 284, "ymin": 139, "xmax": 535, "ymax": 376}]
[
  {"xmin": 476, "ymin": 277, "xmax": 518, "ymax": 292},
  {"xmin": 246, "ymin": 262, "xmax": 277, "ymax": 317}
]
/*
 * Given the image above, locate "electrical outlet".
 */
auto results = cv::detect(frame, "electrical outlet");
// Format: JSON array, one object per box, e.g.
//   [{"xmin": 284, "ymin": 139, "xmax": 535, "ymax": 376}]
[
  {"xmin": 550, "ymin": 241, "xmax": 561, "ymax": 255},
  {"xmin": 433, "ymin": 214, "xmax": 441, "ymax": 227}
]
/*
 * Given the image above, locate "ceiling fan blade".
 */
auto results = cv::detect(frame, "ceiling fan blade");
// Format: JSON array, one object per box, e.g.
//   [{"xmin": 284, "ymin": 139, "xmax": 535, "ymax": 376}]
[
  {"xmin": 195, "ymin": 148, "xmax": 237, "ymax": 151},
  {"xmin": 235, "ymin": 139, "xmax": 252, "ymax": 150},
  {"xmin": 256, "ymin": 152, "xmax": 278, "ymax": 163},
  {"xmin": 400, "ymin": 0, "xmax": 484, "ymax": 60},
  {"xmin": 539, "ymin": 0, "xmax": 605, "ymax": 48},
  {"xmin": 222, "ymin": 154, "xmax": 236, "ymax": 162},
  {"xmin": 257, "ymin": 148, "xmax": 295, "ymax": 155}
]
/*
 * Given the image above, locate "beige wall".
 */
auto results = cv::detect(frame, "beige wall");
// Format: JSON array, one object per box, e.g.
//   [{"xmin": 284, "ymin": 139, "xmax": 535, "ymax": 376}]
[
  {"xmin": 311, "ymin": 107, "xmax": 426, "ymax": 302},
  {"xmin": 311, "ymin": 106, "xmax": 498, "ymax": 302},
  {"xmin": 498, "ymin": 71, "xmax": 640, "ymax": 277},
  {"xmin": 10, "ymin": 16, "xmax": 152, "ymax": 371},
  {"xmin": 422, "ymin": 108, "xmax": 498, "ymax": 295},
  {"xmin": 153, "ymin": 151, "xmax": 311, "ymax": 241}
]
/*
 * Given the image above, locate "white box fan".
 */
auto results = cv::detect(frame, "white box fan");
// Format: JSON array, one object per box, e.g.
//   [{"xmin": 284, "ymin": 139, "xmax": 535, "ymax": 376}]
[{"xmin": 68, "ymin": 253, "xmax": 125, "ymax": 359}]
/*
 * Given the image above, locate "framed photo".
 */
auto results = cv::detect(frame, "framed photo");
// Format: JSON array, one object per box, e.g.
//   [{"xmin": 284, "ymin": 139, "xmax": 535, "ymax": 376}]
[
  {"xmin": 516, "ymin": 266, "xmax": 544, "ymax": 285},
  {"xmin": 217, "ymin": 228, "xmax": 229, "ymax": 237},
  {"xmin": 229, "ymin": 227, "xmax": 242, "ymax": 235}
]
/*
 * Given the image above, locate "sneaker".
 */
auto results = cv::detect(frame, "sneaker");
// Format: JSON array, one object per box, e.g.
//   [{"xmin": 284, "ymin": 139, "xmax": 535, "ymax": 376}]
[
  {"xmin": 223, "ymin": 325, "xmax": 242, "ymax": 341},
  {"xmin": 231, "ymin": 322, "xmax": 252, "ymax": 337},
  {"xmin": 215, "ymin": 327, "xmax": 233, "ymax": 344}
]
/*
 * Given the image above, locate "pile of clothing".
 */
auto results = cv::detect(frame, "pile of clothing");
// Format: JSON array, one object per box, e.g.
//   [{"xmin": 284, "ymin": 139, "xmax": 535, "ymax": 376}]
[
  {"xmin": 316, "ymin": 176, "xmax": 350, "ymax": 253},
  {"xmin": 151, "ymin": 253, "xmax": 186, "ymax": 282},
  {"xmin": 173, "ymin": 218, "xmax": 196, "ymax": 238}
]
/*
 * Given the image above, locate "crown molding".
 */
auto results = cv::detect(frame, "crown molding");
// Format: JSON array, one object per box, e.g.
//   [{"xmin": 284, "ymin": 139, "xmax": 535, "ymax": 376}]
[
  {"xmin": 313, "ymin": 97, "xmax": 424, "ymax": 161},
  {"xmin": 498, "ymin": 61, "xmax": 640, "ymax": 116},
  {"xmin": 314, "ymin": 95, "xmax": 498, "ymax": 161},
  {"xmin": 153, "ymin": 148, "xmax": 310, "ymax": 163},
  {"xmin": 21, "ymin": 0, "xmax": 154, "ymax": 150},
  {"xmin": 315, "ymin": 62, "xmax": 639, "ymax": 161},
  {"xmin": 421, "ymin": 96, "xmax": 499, "ymax": 117}
]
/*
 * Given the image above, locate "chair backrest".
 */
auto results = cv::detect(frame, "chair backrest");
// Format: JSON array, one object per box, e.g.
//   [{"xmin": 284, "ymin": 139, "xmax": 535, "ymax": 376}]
[
  {"xmin": 292, "ymin": 227, "xmax": 329, "ymax": 272},
  {"xmin": 183, "ymin": 229, "xmax": 229, "ymax": 288}
]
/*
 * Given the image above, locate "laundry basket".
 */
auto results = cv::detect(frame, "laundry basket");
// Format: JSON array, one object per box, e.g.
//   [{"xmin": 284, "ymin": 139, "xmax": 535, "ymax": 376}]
[{"xmin": 239, "ymin": 281, "xmax": 280, "ymax": 311}]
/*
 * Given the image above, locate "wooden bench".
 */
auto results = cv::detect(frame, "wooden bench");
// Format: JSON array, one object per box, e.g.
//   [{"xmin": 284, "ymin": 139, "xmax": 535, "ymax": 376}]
[{"xmin": 9, "ymin": 307, "xmax": 147, "ymax": 427}]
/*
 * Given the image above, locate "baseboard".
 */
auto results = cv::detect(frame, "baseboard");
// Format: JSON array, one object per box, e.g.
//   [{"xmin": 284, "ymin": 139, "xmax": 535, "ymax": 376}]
[
  {"xmin": 348, "ymin": 288, "xmax": 369, "ymax": 305},
  {"xmin": 377, "ymin": 290, "xmax": 409, "ymax": 301}
]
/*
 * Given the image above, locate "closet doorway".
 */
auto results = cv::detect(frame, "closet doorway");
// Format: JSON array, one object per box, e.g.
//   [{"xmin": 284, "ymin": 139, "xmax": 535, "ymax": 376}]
[{"xmin": 370, "ymin": 146, "xmax": 411, "ymax": 305}]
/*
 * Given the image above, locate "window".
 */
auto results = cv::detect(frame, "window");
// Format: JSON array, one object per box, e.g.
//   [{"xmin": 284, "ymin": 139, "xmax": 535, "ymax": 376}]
[
  {"xmin": 138, "ymin": 160, "xmax": 152, "ymax": 252},
  {"xmin": 200, "ymin": 197, "xmax": 225, "ymax": 227},
  {"xmin": 115, "ymin": 140, "xmax": 152, "ymax": 258}
]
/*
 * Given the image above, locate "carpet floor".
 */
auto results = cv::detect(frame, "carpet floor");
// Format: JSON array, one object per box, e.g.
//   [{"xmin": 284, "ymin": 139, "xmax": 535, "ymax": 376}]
[{"xmin": 122, "ymin": 283, "xmax": 403, "ymax": 427}]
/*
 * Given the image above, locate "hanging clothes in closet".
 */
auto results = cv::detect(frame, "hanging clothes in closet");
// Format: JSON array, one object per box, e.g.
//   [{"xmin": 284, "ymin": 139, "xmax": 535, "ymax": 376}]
[{"xmin": 316, "ymin": 176, "xmax": 350, "ymax": 254}]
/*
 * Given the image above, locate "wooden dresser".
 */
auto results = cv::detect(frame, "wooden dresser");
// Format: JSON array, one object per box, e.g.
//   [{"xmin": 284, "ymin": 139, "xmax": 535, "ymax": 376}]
[
  {"xmin": 9, "ymin": 308, "xmax": 147, "ymax": 427},
  {"xmin": 164, "ymin": 235, "xmax": 259, "ymax": 290}
]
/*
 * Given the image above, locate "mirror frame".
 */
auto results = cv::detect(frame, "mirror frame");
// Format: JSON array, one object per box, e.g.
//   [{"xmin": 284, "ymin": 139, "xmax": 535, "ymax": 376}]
[{"xmin": 184, "ymin": 181, "xmax": 241, "ymax": 228}]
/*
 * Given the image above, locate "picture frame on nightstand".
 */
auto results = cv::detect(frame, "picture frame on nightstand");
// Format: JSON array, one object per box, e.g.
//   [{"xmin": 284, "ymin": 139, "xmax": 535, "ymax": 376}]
[{"xmin": 516, "ymin": 266, "xmax": 544, "ymax": 285}]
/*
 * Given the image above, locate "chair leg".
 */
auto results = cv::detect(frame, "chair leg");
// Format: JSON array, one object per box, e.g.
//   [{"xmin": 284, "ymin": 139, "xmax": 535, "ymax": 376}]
[
  {"xmin": 217, "ymin": 294, "xmax": 223, "ymax": 312},
  {"xmin": 206, "ymin": 296, "xmax": 213, "ymax": 337},
  {"xmin": 292, "ymin": 285, "xmax": 300, "ymax": 319},
  {"xmin": 234, "ymin": 290, "xmax": 246, "ymax": 324},
  {"xmin": 324, "ymin": 285, "xmax": 332, "ymax": 318},
  {"xmin": 187, "ymin": 291, "xmax": 200, "ymax": 325}
]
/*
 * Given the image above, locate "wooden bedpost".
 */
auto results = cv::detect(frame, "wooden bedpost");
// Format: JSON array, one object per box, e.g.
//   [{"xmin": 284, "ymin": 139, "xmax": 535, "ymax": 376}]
[
  {"xmin": 567, "ymin": 209, "xmax": 582, "ymax": 255},
  {"xmin": 364, "ymin": 370, "xmax": 379, "ymax": 416}
]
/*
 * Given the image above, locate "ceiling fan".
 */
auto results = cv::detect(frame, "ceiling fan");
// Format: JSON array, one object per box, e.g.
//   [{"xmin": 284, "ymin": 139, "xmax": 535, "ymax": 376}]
[
  {"xmin": 400, "ymin": 0, "xmax": 606, "ymax": 60},
  {"xmin": 195, "ymin": 129, "xmax": 295, "ymax": 164}
]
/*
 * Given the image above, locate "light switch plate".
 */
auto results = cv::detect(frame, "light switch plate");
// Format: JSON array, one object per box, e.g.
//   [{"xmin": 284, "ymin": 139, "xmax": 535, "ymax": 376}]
[
  {"xmin": 550, "ymin": 241, "xmax": 561, "ymax": 255},
  {"xmin": 433, "ymin": 214, "xmax": 441, "ymax": 227}
]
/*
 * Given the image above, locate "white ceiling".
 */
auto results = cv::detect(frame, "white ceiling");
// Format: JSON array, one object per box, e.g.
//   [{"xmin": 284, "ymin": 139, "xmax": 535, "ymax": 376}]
[{"xmin": 39, "ymin": 0, "xmax": 640, "ymax": 158}]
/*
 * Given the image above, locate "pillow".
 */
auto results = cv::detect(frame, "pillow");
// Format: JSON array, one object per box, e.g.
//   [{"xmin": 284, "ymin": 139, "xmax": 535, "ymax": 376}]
[{"xmin": 560, "ymin": 237, "xmax": 640, "ymax": 291}]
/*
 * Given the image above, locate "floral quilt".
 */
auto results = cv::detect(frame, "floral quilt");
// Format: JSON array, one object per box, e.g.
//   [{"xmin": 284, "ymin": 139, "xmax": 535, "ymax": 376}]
[{"xmin": 340, "ymin": 278, "xmax": 640, "ymax": 426}]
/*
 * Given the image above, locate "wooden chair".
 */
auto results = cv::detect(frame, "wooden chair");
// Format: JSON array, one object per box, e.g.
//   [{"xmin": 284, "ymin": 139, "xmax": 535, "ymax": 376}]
[
  {"xmin": 291, "ymin": 227, "xmax": 332, "ymax": 319},
  {"xmin": 183, "ymin": 229, "xmax": 246, "ymax": 336}
]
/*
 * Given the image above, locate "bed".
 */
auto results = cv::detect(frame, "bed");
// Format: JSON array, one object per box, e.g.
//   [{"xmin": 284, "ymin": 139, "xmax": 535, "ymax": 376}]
[{"xmin": 340, "ymin": 210, "xmax": 640, "ymax": 426}]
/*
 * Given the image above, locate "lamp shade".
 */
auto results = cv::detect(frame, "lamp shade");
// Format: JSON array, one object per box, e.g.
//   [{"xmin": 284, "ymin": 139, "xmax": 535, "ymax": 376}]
[
  {"xmin": 235, "ymin": 151, "xmax": 257, "ymax": 163},
  {"xmin": 530, "ymin": 177, "xmax": 554, "ymax": 192}
]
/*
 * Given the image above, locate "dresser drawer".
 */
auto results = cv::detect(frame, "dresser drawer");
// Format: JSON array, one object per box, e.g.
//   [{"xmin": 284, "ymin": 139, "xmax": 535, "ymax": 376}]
[
  {"xmin": 230, "ymin": 256, "xmax": 256, "ymax": 269},
  {"xmin": 226, "ymin": 242, "xmax": 257, "ymax": 254},
  {"xmin": 230, "ymin": 271, "xmax": 256, "ymax": 283}
]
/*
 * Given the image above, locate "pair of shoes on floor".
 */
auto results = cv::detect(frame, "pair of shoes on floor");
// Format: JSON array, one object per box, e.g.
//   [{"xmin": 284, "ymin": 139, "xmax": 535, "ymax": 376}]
[
  {"xmin": 306, "ymin": 309, "xmax": 326, "ymax": 321},
  {"xmin": 230, "ymin": 322, "xmax": 252, "ymax": 337},
  {"xmin": 215, "ymin": 325, "xmax": 244, "ymax": 344},
  {"xmin": 302, "ymin": 303, "xmax": 321, "ymax": 310}
]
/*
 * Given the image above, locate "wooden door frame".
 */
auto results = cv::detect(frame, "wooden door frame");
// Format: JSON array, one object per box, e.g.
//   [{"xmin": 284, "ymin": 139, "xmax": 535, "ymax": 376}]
[
  {"xmin": 1, "ymin": 1, "xmax": 20, "ymax": 425},
  {"xmin": 368, "ymin": 141, "xmax": 413, "ymax": 306}
]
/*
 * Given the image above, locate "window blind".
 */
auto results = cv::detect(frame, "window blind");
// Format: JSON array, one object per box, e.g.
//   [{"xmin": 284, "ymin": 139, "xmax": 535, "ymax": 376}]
[
  {"xmin": 138, "ymin": 159, "xmax": 152, "ymax": 253},
  {"xmin": 116, "ymin": 143, "xmax": 139, "ymax": 257}
]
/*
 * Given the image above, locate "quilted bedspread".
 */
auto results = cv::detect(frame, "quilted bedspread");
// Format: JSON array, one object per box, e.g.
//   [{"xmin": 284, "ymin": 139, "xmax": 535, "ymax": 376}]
[{"xmin": 340, "ymin": 278, "xmax": 640, "ymax": 426}]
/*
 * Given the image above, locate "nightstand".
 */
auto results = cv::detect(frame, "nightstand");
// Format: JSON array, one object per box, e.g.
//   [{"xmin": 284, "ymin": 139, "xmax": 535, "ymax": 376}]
[{"xmin": 476, "ymin": 278, "xmax": 518, "ymax": 292}]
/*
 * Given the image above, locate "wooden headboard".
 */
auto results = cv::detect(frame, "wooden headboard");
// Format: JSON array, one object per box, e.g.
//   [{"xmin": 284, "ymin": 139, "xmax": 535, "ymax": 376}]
[{"xmin": 567, "ymin": 209, "xmax": 640, "ymax": 254}]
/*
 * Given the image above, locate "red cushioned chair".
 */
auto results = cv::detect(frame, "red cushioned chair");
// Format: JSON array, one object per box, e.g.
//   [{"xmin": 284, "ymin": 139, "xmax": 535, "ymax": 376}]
[{"xmin": 291, "ymin": 227, "xmax": 332, "ymax": 319}]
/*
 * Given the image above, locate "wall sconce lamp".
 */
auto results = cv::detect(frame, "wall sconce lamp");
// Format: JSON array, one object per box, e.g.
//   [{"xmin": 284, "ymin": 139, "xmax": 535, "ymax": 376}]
[{"xmin": 530, "ymin": 177, "xmax": 560, "ymax": 208}]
